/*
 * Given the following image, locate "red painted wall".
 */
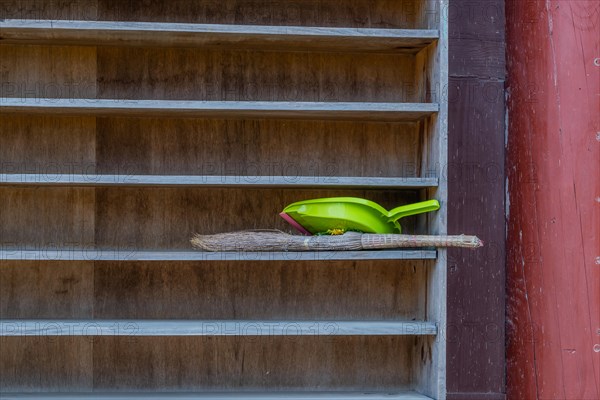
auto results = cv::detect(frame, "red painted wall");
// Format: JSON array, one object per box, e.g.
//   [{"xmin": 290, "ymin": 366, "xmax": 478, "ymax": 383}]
[{"xmin": 506, "ymin": 1, "xmax": 600, "ymax": 399}]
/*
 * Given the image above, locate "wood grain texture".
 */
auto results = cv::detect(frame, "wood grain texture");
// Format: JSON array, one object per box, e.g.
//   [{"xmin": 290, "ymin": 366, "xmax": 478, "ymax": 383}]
[
  {"xmin": 96, "ymin": 0, "xmax": 424, "ymax": 29},
  {"xmin": 0, "ymin": 44, "xmax": 96, "ymax": 98},
  {"xmin": 506, "ymin": 1, "xmax": 600, "ymax": 399},
  {"xmin": 447, "ymin": 1, "xmax": 504, "ymax": 42},
  {"xmin": 93, "ymin": 260, "xmax": 427, "ymax": 319},
  {"xmin": 446, "ymin": 0, "xmax": 506, "ymax": 398},
  {"xmin": 448, "ymin": 39, "xmax": 505, "ymax": 80},
  {"xmin": 411, "ymin": 336, "xmax": 437, "ymax": 399},
  {"xmin": 0, "ymin": 261, "xmax": 93, "ymax": 318},
  {"xmin": 0, "ymin": 20, "xmax": 438, "ymax": 54},
  {"xmin": 96, "ymin": 118, "xmax": 423, "ymax": 178},
  {"xmin": 0, "ymin": 9, "xmax": 98, "ymax": 393},
  {"xmin": 96, "ymin": 46, "xmax": 417, "ymax": 102},
  {"xmin": 446, "ymin": 78, "xmax": 505, "ymax": 395},
  {"xmin": 0, "ymin": 187, "xmax": 95, "ymax": 247},
  {"xmin": 446, "ymin": 395, "xmax": 505, "ymax": 400},
  {"xmin": 413, "ymin": 44, "xmax": 431, "ymax": 104},
  {"xmin": 93, "ymin": 187, "xmax": 421, "ymax": 249},
  {"xmin": 92, "ymin": 336, "xmax": 416, "ymax": 390},
  {"xmin": 0, "ymin": 337, "xmax": 92, "ymax": 392},
  {"xmin": 415, "ymin": 0, "xmax": 440, "ymax": 30},
  {"xmin": 0, "ymin": 115, "xmax": 96, "ymax": 174},
  {"xmin": 0, "ymin": 0, "xmax": 450, "ymax": 395},
  {"xmin": 414, "ymin": 4, "xmax": 448, "ymax": 398},
  {"xmin": 448, "ymin": 0, "xmax": 505, "ymax": 80},
  {"xmin": 0, "ymin": 0, "xmax": 98, "ymax": 20}
]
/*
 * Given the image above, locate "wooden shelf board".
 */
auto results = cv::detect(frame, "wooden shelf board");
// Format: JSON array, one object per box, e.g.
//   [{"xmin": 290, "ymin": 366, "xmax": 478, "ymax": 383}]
[
  {"xmin": 0, "ymin": 319, "xmax": 438, "ymax": 336},
  {"xmin": 0, "ymin": 174, "xmax": 438, "ymax": 189},
  {"xmin": 0, "ymin": 392, "xmax": 434, "ymax": 400},
  {"xmin": 0, "ymin": 98, "xmax": 439, "ymax": 121},
  {"xmin": 0, "ymin": 249, "xmax": 437, "ymax": 261},
  {"xmin": 0, "ymin": 19, "xmax": 439, "ymax": 53}
]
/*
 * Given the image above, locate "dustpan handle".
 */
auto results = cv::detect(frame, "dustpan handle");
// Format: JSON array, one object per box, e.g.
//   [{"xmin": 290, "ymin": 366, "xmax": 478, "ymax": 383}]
[{"xmin": 387, "ymin": 200, "xmax": 440, "ymax": 223}]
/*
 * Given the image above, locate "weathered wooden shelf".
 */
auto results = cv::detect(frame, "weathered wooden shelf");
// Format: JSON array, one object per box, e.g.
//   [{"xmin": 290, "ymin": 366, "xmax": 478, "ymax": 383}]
[
  {"xmin": 0, "ymin": 2, "xmax": 449, "ymax": 397},
  {"xmin": 0, "ymin": 98, "xmax": 438, "ymax": 121},
  {"xmin": 0, "ymin": 392, "xmax": 435, "ymax": 400},
  {"xmin": 0, "ymin": 174, "xmax": 438, "ymax": 189},
  {"xmin": 0, "ymin": 319, "xmax": 437, "ymax": 336},
  {"xmin": 0, "ymin": 19, "xmax": 439, "ymax": 54},
  {"xmin": 0, "ymin": 249, "xmax": 437, "ymax": 261}
]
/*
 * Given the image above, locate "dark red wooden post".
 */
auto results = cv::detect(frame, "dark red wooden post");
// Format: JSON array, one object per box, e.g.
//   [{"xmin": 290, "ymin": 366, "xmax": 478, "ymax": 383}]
[{"xmin": 506, "ymin": 1, "xmax": 600, "ymax": 399}]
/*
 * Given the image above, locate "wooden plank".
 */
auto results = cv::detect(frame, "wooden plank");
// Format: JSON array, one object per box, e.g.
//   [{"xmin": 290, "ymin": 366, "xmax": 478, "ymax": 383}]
[
  {"xmin": 415, "ymin": 0, "xmax": 441, "ymax": 30},
  {"xmin": 0, "ymin": 98, "xmax": 438, "ymax": 121},
  {"xmin": 0, "ymin": 320, "xmax": 438, "ymax": 336},
  {"xmin": 0, "ymin": 0, "xmax": 97, "ymax": 20},
  {"xmin": 446, "ymin": 0, "xmax": 507, "ymax": 398},
  {"xmin": 95, "ymin": 118, "xmax": 423, "ymax": 178},
  {"xmin": 0, "ymin": 44, "xmax": 96, "ymax": 98},
  {"xmin": 0, "ymin": 337, "xmax": 93, "ymax": 391},
  {"xmin": 92, "ymin": 336, "xmax": 416, "ymax": 390},
  {"xmin": 413, "ymin": 2, "xmax": 449, "ymax": 398},
  {"xmin": 96, "ymin": 0, "xmax": 422, "ymax": 29},
  {"xmin": 0, "ymin": 391, "xmax": 434, "ymax": 399},
  {"xmin": 0, "ymin": 335, "xmax": 418, "ymax": 391},
  {"xmin": 95, "ymin": 46, "xmax": 419, "ymax": 103},
  {"xmin": 0, "ymin": 20, "xmax": 439, "ymax": 53},
  {"xmin": 0, "ymin": 249, "xmax": 437, "ymax": 262},
  {"xmin": 0, "ymin": 174, "xmax": 438, "ymax": 189},
  {"xmin": 0, "ymin": 116, "xmax": 96, "ymax": 174},
  {"xmin": 506, "ymin": 0, "xmax": 600, "ymax": 399},
  {"xmin": 0, "ymin": 187, "xmax": 95, "ymax": 248},
  {"xmin": 0, "ymin": 392, "xmax": 435, "ymax": 399},
  {"xmin": 446, "ymin": 78, "xmax": 506, "ymax": 395},
  {"xmin": 449, "ymin": 38, "xmax": 506, "ymax": 80},
  {"xmin": 0, "ymin": 261, "xmax": 93, "ymax": 318},
  {"xmin": 0, "ymin": 0, "xmax": 449, "ymax": 395},
  {"xmin": 448, "ymin": 0, "xmax": 505, "ymax": 42},
  {"xmin": 93, "ymin": 260, "xmax": 428, "ymax": 320},
  {"xmin": 0, "ymin": 117, "xmax": 423, "ymax": 179},
  {"xmin": 448, "ymin": 0, "xmax": 505, "ymax": 80}
]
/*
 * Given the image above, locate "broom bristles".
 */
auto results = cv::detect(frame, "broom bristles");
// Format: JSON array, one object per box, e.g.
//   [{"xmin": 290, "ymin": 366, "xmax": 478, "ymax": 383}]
[{"xmin": 191, "ymin": 230, "xmax": 483, "ymax": 252}]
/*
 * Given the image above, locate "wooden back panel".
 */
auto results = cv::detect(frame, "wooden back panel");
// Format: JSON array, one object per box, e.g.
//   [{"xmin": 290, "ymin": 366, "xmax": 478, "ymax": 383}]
[{"xmin": 0, "ymin": 0, "xmax": 447, "ymax": 396}]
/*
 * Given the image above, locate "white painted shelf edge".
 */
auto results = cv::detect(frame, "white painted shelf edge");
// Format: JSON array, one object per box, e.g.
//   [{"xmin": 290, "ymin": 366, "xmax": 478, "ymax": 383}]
[
  {"xmin": 0, "ymin": 98, "xmax": 439, "ymax": 121},
  {"xmin": 0, "ymin": 320, "xmax": 438, "ymax": 336},
  {"xmin": 0, "ymin": 392, "xmax": 435, "ymax": 400},
  {"xmin": 0, "ymin": 19, "xmax": 440, "ymax": 39},
  {"xmin": 0, "ymin": 19, "xmax": 439, "ymax": 53},
  {"xmin": 0, "ymin": 174, "xmax": 438, "ymax": 188},
  {"xmin": 0, "ymin": 249, "xmax": 437, "ymax": 261}
]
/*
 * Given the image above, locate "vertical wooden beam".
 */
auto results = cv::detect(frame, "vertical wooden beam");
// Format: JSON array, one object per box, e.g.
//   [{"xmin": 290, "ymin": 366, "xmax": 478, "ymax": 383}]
[
  {"xmin": 447, "ymin": 1, "xmax": 506, "ymax": 399},
  {"xmin": 506, "ymin": 1, "xmax": 600, "ymax": 399}
]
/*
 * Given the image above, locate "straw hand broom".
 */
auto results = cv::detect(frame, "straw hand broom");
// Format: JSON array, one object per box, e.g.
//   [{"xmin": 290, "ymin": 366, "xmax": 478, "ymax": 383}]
[{"xmin": 191, "ymin": 230, "xmax": 483, "ymax": 252}]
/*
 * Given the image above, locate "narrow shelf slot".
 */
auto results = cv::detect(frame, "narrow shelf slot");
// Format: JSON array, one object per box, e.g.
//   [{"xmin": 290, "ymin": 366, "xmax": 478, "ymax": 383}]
[
  {"xmin": 0, "ymin": 320, "xmax": 437, "ymax": 336},
  {"xmin": 0, "ymin": 174, "xmax": 438, "ymax": 189},
  {"xmin": 0, "ymin": 19, "xmax": 439, "ymax": 53},
  {"xmin": 0, "ymin": 99, "xmax": 439, "ymax": 121}
]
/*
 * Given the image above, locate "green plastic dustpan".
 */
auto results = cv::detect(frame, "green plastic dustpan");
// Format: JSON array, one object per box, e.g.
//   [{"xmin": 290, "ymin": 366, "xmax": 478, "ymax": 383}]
[{"xmin": 280, "ymin": 197, "xmax": 440, "ymax": 235}]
